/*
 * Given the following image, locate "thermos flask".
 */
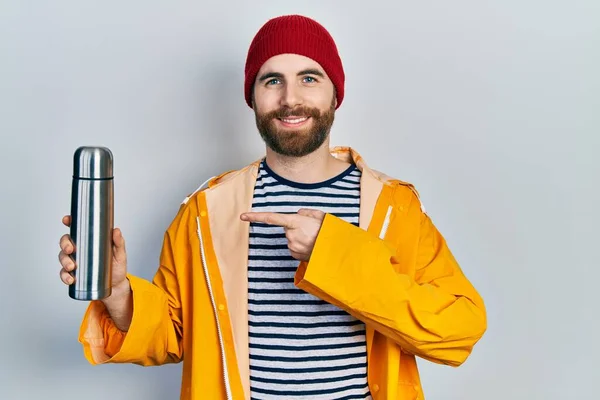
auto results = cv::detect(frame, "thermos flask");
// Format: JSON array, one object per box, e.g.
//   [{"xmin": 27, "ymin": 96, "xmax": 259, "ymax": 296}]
[{"xmin": 68, "ymin": 146, "xmax": 114, "ymax": 301}]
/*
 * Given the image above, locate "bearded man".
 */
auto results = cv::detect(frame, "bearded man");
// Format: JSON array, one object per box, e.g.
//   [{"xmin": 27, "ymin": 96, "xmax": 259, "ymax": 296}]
[{"xmin": 58, "ymin": 14, "xmax": 487, "ymax": 400}]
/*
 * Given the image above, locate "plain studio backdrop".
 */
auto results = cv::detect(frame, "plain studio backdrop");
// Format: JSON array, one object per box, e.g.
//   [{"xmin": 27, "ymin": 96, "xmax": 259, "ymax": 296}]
[{"xmin": 1, "ymin": 1, "xmax": 598, "ymax": 399}]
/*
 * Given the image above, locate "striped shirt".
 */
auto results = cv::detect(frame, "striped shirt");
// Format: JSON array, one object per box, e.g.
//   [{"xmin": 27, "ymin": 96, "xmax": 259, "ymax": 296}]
[{"xmin": 248, "ymin": 159, "xmax": 372, "ymax": 400}]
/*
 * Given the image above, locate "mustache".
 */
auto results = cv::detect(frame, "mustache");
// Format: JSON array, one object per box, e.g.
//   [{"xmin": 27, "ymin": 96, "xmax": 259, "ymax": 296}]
[{"xmin": 263, "ymin": 106, "xmax": 322, "ymax": 119}]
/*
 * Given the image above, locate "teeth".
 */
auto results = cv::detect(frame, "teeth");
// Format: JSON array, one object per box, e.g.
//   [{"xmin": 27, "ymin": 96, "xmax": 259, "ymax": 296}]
[{"xmin": 281, "ymin": 117, "xmax": 308, "ymax": 124}]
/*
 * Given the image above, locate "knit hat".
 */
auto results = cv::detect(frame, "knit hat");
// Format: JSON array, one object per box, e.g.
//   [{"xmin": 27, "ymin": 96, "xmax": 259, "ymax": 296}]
[{"xmin": 244, "ymin": 15, "xmax": 345, "ymax": 109}]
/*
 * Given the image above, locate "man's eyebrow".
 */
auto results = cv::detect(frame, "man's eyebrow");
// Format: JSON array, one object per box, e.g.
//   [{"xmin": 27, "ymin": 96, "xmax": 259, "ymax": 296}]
[
  {"xmin": 298, "ymin": 68, "xmax": 325, "ymax": 78},
  {"xmin": 257, "ymin": 69, "xmax": 326, "ymax": 82},
  {"xmin": 257, "ymin": 72, "xmax": 284, "ymax": 82}
]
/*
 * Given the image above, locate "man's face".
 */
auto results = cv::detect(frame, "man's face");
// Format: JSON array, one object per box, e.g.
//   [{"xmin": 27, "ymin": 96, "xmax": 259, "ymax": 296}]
[{"xmin": 252, "ymin": 54, "xmax": 337, "ymax": 157}]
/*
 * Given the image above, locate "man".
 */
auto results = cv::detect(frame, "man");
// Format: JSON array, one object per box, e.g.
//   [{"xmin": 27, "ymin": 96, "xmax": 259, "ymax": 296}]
[{"xmin": 58, "ymin": 14, "xmax": 486, "ymax": 400}]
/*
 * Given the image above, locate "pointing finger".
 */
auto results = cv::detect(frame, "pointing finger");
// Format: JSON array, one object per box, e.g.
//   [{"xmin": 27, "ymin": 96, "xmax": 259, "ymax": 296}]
[{"xmin": 240, "ymin": 212, "xmax": 296, "ymax": 229}]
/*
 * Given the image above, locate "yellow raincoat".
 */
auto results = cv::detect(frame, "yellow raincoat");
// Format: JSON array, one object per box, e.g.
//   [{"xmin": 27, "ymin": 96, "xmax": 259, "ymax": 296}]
[{"xmin": 78, "ymin": 147, "xmax": 487, "ymax": 399}]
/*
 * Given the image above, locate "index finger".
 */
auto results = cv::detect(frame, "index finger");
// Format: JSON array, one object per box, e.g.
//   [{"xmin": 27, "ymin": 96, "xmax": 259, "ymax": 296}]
[{"xmin": 240, "ymin": 212, "xmax": 296, "ymax": 228}]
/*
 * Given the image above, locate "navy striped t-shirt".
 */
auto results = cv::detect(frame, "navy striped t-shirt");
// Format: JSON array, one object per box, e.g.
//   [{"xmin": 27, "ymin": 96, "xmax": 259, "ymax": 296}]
[{"xmin": 247, "ymin": 159, "xmax": 372, "ymax": 400}]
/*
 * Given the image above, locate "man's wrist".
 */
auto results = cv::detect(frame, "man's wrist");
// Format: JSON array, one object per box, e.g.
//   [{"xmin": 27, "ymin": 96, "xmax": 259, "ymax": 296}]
[{"xmin": 102, "ymin": 279, "xmax": 131, "ymax": 308}]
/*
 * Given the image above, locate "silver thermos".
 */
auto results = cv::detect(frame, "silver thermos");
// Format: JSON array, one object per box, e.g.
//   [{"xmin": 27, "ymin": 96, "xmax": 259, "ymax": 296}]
[{"xmin": 69, "ymin": 146, "xmax": 114, "ymax": 301}]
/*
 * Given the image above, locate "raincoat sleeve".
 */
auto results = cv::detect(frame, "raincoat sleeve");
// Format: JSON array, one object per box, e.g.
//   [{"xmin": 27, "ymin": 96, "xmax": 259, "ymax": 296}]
[
  {"xmin": 77, "ymin": 205, "xmax": 190, "ymax": 366},
  {"xmin": 294, "ymin": 201, "xmax": 487, "ymax": 367}
]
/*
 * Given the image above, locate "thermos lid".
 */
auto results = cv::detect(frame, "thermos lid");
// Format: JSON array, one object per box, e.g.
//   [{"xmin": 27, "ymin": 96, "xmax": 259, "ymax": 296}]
[{"xmin": 73, "ymin": 146, "xmax": 113, "ymax": 179}]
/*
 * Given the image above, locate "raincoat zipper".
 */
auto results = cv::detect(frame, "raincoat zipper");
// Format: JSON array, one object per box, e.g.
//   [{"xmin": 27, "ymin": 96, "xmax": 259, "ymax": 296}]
[{"xmin": 196, "ymin": 215, "xmax": 233, "ymax": 400}]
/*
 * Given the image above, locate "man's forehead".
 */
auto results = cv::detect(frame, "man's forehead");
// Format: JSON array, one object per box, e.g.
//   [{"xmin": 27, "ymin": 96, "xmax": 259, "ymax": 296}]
[{"xmin": 257, "ymin": 53, "xmax": 327, "ymax": 76}]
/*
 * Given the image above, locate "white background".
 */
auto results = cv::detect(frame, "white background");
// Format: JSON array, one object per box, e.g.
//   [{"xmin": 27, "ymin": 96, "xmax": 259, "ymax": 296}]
[{"xmin": 1, "ymin": 1, "xmax": 598, "ymax": 399}]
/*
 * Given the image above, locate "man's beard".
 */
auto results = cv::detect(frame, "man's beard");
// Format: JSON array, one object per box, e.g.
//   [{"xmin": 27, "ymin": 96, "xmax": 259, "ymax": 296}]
[{"xmin": 254, "ymin": 98, "xmax": 335, "ymax": 157}]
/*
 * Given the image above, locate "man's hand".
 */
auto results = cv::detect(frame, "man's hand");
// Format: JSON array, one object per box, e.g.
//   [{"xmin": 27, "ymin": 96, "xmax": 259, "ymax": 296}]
[{"xmin": 240, "ymin": 209, "xmax": 326, "ymax": 261}]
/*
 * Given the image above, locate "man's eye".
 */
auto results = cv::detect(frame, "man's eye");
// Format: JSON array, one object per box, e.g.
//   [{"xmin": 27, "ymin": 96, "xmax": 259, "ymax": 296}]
[
  {"xmin": 266, "ymin": 79, "xmax": 280, "ymax": 85},
  {"xmin": 303, "ymin": 76, "xmax": 317, "ymax": 83}
]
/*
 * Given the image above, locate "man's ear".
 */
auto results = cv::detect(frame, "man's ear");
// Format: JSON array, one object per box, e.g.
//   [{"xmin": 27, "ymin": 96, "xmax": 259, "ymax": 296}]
[{"xmin": 332, "ymin": 87, "xmax": 338, "ymax": 108}]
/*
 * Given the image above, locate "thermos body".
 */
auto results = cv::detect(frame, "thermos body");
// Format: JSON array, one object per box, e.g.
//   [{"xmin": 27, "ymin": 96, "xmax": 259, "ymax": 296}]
[{"xmin": 69, "ymin": 147, "xmax": 114, "ymax": 301}]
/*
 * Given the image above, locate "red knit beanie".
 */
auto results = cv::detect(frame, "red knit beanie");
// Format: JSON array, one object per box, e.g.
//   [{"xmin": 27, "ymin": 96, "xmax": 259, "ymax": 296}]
[{"xmin": 244, "ymin": 15, "xmax": 345, "ymax": 109}]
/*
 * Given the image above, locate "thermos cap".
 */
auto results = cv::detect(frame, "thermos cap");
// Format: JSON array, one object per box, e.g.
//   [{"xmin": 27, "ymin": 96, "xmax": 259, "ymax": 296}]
[{"xmin": 73, "ymin": 146, "xmax": 113, "ymax": 179}]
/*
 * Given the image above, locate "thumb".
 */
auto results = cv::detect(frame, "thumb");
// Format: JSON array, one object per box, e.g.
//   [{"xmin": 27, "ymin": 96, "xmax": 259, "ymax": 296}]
[
  {"xmin": 297, "ymin": 208, "xmax": 325, "ymax": 219},
  {"xmin": 112, "ymin": 228, "xmax": 127, "ymax": 263}
]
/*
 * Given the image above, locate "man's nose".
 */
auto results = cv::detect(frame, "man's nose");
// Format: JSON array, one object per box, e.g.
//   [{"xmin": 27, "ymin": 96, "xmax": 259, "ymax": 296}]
[{"xmin": 280, "ymin": 84, "xmax": 303, "ymax": 109}]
